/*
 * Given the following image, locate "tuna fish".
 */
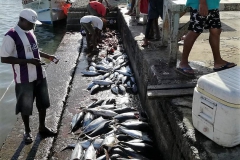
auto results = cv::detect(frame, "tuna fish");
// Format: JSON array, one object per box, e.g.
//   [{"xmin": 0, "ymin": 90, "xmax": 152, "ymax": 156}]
[
  {"xmin": 70, "ymin": 142, "xmax": 84, "ymax": 160},
  {"xmin": 90, "ymin": 84, "xmax": 100, "ymax": 95},
  {"xmin": 84, "ymin": 144, "xmax": 96, "ymax": 160},
  {"xmin": 85, "ymin": 108, "xmax": 118, "ymax": 117},
  {"xmin": 118, "ymin": 120, "xmax": 150, "ymax": 131},
  {"xmin": 92, "ymin": 79, "xmax": 114, "ymax": 86},
  {"xmin": 71, "ymin": 112, "xmax": 85, "ymax": 132},
  {"xmin": 81, "ymin": 116, "xmax": 108, "ymax": 135},
  {"xmin": 117, "ymin": 127, "xmax": 153, "ymax": 143},
  {"xmin": 87, "ymin": 120, "xmax": 113, "ymax": 137},
  {"xmin": 81, "ymin": 71, "xmax": 100, "ymax": 76},
  {"xmin": 113, "ymin": 112, "xmax": 139, "ymax": 122}
]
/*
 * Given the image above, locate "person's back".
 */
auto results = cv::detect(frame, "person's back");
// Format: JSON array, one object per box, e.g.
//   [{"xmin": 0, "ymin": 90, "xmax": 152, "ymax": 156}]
[
  {"xmin": 89, "ymin": 1, "xmax": 107, "ymax": 17},
  {"xmin": 80, "ymin": 15, "xmax": 103, "ymax": 30}
]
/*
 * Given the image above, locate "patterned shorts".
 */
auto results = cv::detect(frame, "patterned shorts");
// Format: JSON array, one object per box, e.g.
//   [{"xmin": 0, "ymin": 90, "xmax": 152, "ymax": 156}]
[{"xmin": 188, "ymin": 8, "xmax": 222, "ymax": 33}]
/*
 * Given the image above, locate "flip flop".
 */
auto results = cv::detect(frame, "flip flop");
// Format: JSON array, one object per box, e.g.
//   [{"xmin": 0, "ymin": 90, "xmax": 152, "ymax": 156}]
[
  {"xmin": 175, "ymin": 67, "xmax": 195, "ymax": 77},
  {"xmin": 213, "ymin": 62, "xmax": 236, "ymax": 72},
  {"xmin": 23, "ymin": 132, "xmax": 33, "ymax": 144},
  {"xmin": 39, "ymin": 127, "xmax": 57, "ymax": 137}
]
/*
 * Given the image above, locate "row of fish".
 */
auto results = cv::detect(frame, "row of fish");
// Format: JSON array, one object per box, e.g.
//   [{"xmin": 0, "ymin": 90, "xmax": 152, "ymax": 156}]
[
  {"xmin": 64, "ymin": 98, "xmax": 156, "ymax": 160},
  {"xmin": 81, "ymin": 30, "xmax": 138, "ymax": 95}
]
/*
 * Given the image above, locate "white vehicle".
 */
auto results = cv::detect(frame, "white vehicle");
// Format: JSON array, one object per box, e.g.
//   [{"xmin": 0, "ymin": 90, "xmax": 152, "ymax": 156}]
[{"xmin": 22, "ymin": 0, "xmax": 69, "ymax": 25}]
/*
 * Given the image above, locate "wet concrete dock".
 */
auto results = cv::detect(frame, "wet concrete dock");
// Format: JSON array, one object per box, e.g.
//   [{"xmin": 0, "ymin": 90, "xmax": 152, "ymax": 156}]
[{"xmin": 0, "ymin": 0, "xmax": 240, "ymax": 159}]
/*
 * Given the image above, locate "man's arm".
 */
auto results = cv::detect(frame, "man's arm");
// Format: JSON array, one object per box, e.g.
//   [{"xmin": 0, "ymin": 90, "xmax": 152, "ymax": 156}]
[
  {"xmin": 1, "ymin": 57, "xmax": 42, "ymax": 66},
  {"xmin": 199, "ymin": 0, "xmax": 208, "ymax": 16},
  {"xmin": 39, "ymin": 51, "xmax": 58, "ymax": 63}
]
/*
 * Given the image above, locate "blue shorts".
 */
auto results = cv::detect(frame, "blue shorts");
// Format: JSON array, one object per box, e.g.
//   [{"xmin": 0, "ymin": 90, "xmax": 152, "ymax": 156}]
[
  {"xmin": 188, "ymin": 8, "xmax": 222, "ymax": 33},
  {"xmin": 15, "ymin": 78, "xmax": 50, "ymax": 115}
]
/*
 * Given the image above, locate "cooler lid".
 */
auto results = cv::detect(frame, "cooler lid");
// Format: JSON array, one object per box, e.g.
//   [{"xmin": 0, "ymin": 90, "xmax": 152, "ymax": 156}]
[{"xmin": 197, "ymin": 66, "xmax": 240, "ymax": 105}]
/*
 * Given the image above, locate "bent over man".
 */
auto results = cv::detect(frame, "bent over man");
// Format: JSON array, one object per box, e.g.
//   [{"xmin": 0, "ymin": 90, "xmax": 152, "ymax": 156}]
[
  {"xmin": 80, "ymin": 15, "xmax": 104, "ymax": 52},
  {"xmin": 0, "ymin": 8, "xmax": 58, "ymax": 143}
]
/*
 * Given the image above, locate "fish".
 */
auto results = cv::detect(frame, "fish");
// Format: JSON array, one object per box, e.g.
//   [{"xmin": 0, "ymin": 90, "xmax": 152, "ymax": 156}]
[
  {"xmin": 89, "ymin": 66, "xmax": 96, "ymax": 71},
  {"xmin": 113, "ymin": 107, "xmax": 137, "ymax": 114},
  {"xmin": 84, "ymin": 144, "xmax": 96, "ymax": 160},
  {"xmin": 115, "ymin": 70, "xmax": 133, "ymax": 77},
  {"xmin": 70, "ymin": 142, "xmax": 84, "ymax": 160},
  {"xmin": 81, "ymin": 116, "xmax": 108, "ymax": 135},
  {"xmin": 113, "ymin": 112, "xmax": 139, "ymax": 122},
  {"xmin": 87, "ymin": 120, "xmax": 113, "ymax": 137},
  {"xmin": 92, "ymin": 138, "xmax": 104, "ymax": 149},
  {"xmin": 132, "ymin": 84, "xmax": 138, "ymax": 93},
  {"xmin": 110, "ymin": 154, "xmax": 121, "ymax": 159},
  {"xmin": 118, "ymin": 121, "xmax": 150, "ymax": 131},
  {"xmin": 81, "ymin": 71, "xmax": 101, "ymax": 76},
  {"xmin": 85, "ymin": 108, "xmax": 118, "ymax": 117},
  {"xmin": 82, "ymin": 112, "xmax": 94, "ymax": 128},
  {"xmin": 114, "ymin": 146, "xmax": 150, "ymax": 160},
  {"xmin": 101, "ymin": 134, "xmax": 117, "ymax": 148},
  {"xmin": 121, "ymin": 76, "xmax": 128, "ymax": 84},
  {"xmin": 119, "ymin": 141, "xmax": 154, "ymax": 154},
  {"xmin": 116, "ymin": 134, "xmax": 133, "ymax": 141},
  {"xmin": 103, "ymin": 72, "xmax": 111, "ymax": 79},
  {"xmin": 118, "ymin": 84, "xmax": 126, "ymax": 95},
  {"xmin": 71, "ymin": 112, "xmax": 85, "ymax": 132},
  {"xmin": 90, "ymin": 84, "xmax": 100, "ymax": 95},
  {"xmin": 95, "ymin": 64, "xmax": 112, "ymax": 71},
  {"xmin": 111, "ymin": 84, "xmax": 119, "ymax": 95},
  {"xmin": 87, "ymin": 99, "xmax": 104, "ymax": 108},
  {"xmin": 117, "ymin": 127, "xmax": 153, "ymax": 143},
  {"xmin": 96, "ymin": 155, "xmax": 106, "ymax": 160},
  {"xmin": 130, "ymin": 76, "xmax": 135, "ymax": 84},
  {"xmin": 97, "ymin": 104, "xmax": 116, "ymax": 110},
  {"xmin": 92, "ymin": 79, "xmax": 114, "ymax": 86},
  {"xmin": 87, "ymin": 82, "xmax": 96, "ymax": 90}
]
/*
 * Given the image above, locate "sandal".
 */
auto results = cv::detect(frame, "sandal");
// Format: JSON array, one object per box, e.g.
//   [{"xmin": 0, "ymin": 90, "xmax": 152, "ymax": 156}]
[
  {"xmin": 23, "ymin": 132, "xmax": 33, "ymax": 144},
  {"xmin": 213, "ymin": 62, "xmax": 236, "ymax": 72},
  {"xmin": 39, "ymin": 127, "xmax": 57, "ymax": 137},
  {"xmin": 175, "ymin": 67, "xmax": 195, "ymax": 77}
]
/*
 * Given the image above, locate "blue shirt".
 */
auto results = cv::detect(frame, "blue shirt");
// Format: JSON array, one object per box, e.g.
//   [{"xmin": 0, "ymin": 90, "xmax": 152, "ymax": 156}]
[{"xmin": 186, "ymin": 0, "xmax": 220, "ymax": 10}]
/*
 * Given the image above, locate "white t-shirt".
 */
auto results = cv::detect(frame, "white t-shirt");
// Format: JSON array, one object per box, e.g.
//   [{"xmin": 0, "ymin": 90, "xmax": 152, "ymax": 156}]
[
  {"xmin": 0, "ymin": 25, "xmax": 46, "ymax": 83},
  {"xmin": 80, "ymin": 15, "xmax": 103, "ymax": 30}
]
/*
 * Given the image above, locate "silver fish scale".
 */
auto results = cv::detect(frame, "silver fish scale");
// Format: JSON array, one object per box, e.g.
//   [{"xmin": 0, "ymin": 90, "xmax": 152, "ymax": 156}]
[
  {"xmin": 70, "ymin": 142, "xmax": 83, "ymax": 160},
  {"xmin": 84, "ymin": 144, "xmax": 96, "ymax": 160},
  {"xmin": 119, "ymin": 127, "xmax": 152, "ymax": 142},
  {"xmin": 86, "ymin": 108, "xmax": 118, "ymax": 117},
  {"xmin": 82, "ymin": 117, "xmax": 107, "ymax": 134}
]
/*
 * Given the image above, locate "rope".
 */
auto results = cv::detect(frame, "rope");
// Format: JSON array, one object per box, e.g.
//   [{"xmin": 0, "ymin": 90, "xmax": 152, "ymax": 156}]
[{"xmin": 0, "ymin": 79, "xmax": 14, "ymax": 104}]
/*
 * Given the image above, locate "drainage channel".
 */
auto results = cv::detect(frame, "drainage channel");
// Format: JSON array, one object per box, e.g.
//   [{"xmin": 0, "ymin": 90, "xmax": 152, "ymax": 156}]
[{"xmin": 51, "ymin": 27, "xmax": 163, "ymax": 159}]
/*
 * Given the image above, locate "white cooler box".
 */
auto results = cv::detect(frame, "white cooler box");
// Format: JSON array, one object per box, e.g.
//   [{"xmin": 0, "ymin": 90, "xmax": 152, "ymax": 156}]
[{"xmin": 192, "ymin": 66, "xmax": 240, "ymax": 147}]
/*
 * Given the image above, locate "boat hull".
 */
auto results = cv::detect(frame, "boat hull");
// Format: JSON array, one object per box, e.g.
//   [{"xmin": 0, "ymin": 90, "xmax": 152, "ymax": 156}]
[{"xmin": 22, "ymin": 0, "xmax": 67, "ymax": 24}]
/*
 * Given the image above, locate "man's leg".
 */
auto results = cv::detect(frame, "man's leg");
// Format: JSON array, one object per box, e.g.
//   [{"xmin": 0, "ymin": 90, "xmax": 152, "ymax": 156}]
[
  {"xmin": 142, "ymin": 18, "xmax": 154, "ymax": 46},
  {"xmin": 38, "ymin": 109, "xmax": 46, "ymax": 131},
  {"xmin": 209, "ymin": 28, "xmax": 236, "ymax": 69},
  {"xmin": 179, "ymin": 31, "xmax": 200, "ymax": 73},
  {"xmin": 21, "ymin": 114, "xmax": 31, "ymax": 133},
  {"xmin": 35, "ymin": 79, "xmax": 56, "ymax": 136}
]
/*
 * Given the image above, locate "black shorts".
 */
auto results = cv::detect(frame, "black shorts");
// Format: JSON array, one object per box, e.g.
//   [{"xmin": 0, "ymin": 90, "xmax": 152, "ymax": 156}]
[
  {"xmin": 188, "ymin": 8, "xmax": 222, "ymax": 33},
  {"xmin": 15, "ymin": 78, "xmax": 50, "ymax": 115}
]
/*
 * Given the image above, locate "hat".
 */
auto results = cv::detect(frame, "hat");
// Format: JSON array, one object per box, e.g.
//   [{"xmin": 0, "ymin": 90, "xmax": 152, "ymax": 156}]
[{"xmin": 19, "ymin": 8, "xmax": 42, "ymax": 25}]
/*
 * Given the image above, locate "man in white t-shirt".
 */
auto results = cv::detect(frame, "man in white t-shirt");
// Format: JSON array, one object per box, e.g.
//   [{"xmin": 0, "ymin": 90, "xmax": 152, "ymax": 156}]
[
  {"xmin": 80, "ymin": 15, "xmax": 105, "ymax": 52},
  {"xmin": 0, "ymin": 9, "xmax": 58, "ymax": 143}
]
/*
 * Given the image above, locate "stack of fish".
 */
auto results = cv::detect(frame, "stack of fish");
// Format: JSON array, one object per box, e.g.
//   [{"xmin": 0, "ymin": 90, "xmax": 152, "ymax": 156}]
[
  {"xmin": 81, "ymin": 30, "xmax": 137, "ymax": 95},
  {"xmin": 63, "ymin": 98, "xmax": 156, "ymax": 160}
]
